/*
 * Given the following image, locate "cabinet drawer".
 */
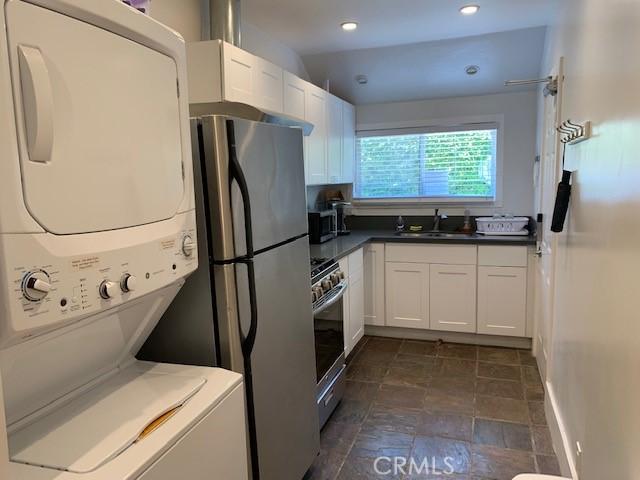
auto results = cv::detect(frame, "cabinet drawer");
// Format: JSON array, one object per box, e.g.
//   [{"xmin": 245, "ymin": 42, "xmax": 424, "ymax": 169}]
[
  {"xmin": 385, "ymin": 244, "xmax": 477, "ymax": 265},
  {"xmin": 478, "ymin": 246, "xmax": 528, "ymax": 267}
]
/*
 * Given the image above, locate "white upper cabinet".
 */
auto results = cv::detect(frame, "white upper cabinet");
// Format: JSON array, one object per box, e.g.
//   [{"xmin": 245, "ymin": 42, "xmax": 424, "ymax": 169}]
[
  {"xmin": 283, "ymin": 71, "xmax": 306, "ymax": 120},
  {"xmin": 186, "ymin": 40, "xmax": 356, "ymax": 186},
  {"xmin": 304, "ymin": 83, "xmax": 328, "ymax": 185},
  {"xmin": 327, "ymin": 94, "xmax": 343, "ymax": 184},
  {"xmin": 255, "ymin": 56, "xmax": 284, "ymax": 113},
  {"xmin": 222, "ymin": 42, "xmax": 283, "ymax": 113},
  {"xmin": 188, "ymin": 41, "xmax": 284, "ymax": 113},
  {"xmin": 221, "ymin": 42, "xmax": 255, "ymax": 104},
  {"xmin": 342, "ymin": 102, "xmax": 356, "ymax": 184}
]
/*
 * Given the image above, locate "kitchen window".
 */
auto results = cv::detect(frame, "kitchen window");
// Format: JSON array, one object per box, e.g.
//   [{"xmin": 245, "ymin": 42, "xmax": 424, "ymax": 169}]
[{"xmin": 354, "ymin": 122, "xmax": 500, "ymax": 204}]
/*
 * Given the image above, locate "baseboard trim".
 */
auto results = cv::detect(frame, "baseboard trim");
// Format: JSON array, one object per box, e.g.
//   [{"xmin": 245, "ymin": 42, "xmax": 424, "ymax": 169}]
[
  {"xmin": 544, "ymin": 380, "xmax": 578, "ymax": 479},
  {"xmin": 364, "ymin": 325, "xmax": 532, "ymax": 349}
]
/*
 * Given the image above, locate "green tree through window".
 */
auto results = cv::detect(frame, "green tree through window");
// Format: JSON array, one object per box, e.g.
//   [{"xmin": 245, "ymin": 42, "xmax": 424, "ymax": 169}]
[{"xmin": 355, "ymin": 128, "xmax": 497, "ymax": 200}]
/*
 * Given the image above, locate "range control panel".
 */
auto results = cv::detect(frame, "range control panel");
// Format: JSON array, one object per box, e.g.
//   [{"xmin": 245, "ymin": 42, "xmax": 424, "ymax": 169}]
[{"xmin": 1, "ymin": 214, "xmax": 197, "ymax": 346}]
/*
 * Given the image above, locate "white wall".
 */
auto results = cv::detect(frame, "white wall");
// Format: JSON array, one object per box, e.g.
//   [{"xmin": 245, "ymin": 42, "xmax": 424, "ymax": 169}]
[
  {"xmin": 150, "ymin": 0, "xmax": 309, "ymax": 80},
  {"xmin": 354, "ymin": 91, "xmax": 538, "ymax": 216},
  {"xmin": 538, "ymin": 1, "xmax": 640, "ymax": 479}
]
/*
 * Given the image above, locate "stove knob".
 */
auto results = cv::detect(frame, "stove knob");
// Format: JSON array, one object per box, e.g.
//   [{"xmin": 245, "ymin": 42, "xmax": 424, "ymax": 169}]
[
  {"xmin": 312, "ymin": 290, "xmax": 319, "ymax": 303},
  {"xmin": 337, "ymin": 270, "xmax": 345, "ymax": 280},
  {"xmin": 22, "ymin": 270, "xmax": 51, "ymax": 301},
  {"xmin": 313, "ymin": 286, "xmax": 324, "ymax": 299},
  {"xmin": 330, "ymin": 273, "xmax": 340, "ymax": 284},
  {"xmin": 99, "ymin": 280, "xmax": 119, "ymax": 300},
  {"xmin": 120, "ymin": 274, "xmax": 137, "ymax": 293},
  {"xmin": 182, "ymin": 235, "xmax": 195, "ymax": 257},
  {"xmin": 321, "ymin": 279, "xmax": 333, "ymax": 290}
]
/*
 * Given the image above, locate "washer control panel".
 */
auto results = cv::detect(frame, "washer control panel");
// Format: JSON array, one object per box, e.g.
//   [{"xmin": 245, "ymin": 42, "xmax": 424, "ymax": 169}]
[{"xmin": 1, "ymin": 215, "xmax": 197, "ymax": 346}]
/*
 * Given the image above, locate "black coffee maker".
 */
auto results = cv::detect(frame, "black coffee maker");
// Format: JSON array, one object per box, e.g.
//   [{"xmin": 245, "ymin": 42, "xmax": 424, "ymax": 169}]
[{"xmin": 329, "ymin": 200, "xmax": 351, "ymax": 236}]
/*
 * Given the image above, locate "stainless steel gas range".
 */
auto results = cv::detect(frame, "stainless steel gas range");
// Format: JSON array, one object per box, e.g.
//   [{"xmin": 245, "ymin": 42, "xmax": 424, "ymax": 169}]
[{"xmin": 310, "ymin": 257, "xmax": 348, "ymax": 428}]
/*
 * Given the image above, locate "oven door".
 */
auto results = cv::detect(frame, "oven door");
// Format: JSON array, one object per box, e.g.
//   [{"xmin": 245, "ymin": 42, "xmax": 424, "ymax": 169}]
[{"xmin": 313, "ymin": 283, "xmax": 347, "ymax": 390}]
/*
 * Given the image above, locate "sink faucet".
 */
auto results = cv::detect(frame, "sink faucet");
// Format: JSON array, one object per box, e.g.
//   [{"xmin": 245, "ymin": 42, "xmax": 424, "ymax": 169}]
[{"xmin": 433, "ymin": 208, "xmax": 448, "ymax": 231}]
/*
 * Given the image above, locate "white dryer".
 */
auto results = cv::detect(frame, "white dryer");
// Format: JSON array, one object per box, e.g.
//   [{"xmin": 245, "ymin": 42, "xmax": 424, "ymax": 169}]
[{"xmin": 0, "ymin": 1, "xmax": 248, "ymax": 479}]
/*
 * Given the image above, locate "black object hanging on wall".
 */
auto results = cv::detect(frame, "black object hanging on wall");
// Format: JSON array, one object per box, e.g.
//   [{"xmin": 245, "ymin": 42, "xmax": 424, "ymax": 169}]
[{"xmin": 551, "ymin": 170, "xmax": 572, "ymax": 232}]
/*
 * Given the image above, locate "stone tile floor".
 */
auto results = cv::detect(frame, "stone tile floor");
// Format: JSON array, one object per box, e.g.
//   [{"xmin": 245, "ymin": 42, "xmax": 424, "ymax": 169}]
[{"xmin": 305, "ymin": 336, "xmax": 561, "ymax": 480}]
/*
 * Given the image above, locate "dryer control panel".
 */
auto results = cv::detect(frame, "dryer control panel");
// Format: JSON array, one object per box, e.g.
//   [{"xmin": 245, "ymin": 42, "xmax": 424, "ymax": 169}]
[{"xmin": 0, "ymin": 213, "xmax": 197, "ymax": 347}]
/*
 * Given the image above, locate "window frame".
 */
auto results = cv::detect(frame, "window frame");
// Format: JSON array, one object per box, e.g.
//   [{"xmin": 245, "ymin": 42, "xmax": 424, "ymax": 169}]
[{"xmin": 353, "ymin": 115, "xmax": 505, "ymax": 207}]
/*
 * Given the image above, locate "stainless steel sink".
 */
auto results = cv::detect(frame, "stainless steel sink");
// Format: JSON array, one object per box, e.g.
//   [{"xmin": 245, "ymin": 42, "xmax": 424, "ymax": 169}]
[{"xmin": 395, "ymin": 231, "xmax": 472, "ymax": 238}]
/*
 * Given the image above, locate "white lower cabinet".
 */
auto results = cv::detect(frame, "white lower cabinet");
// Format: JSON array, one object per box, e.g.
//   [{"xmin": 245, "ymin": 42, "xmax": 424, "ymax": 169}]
[
  {"xmin": 429, "ymin": 264, "xmax": 477, "ymax": 333},
  {"xmin": 477, "ymin": 266, "xmax": 527, "ymax": 336},
  {"xmin": 348, "ymin": 265, "xmax": 365, "ymax": 352},
  {"xmin": 364, "ymin": 243, "xmax": 385, "ymax": 326},
  {"xmin": 385, "ymin": 262, "xmax": 429, "ymax": 329},
  {"xmin": 342, "ymin": 248, "xmax": 365, "ymax": 356}
]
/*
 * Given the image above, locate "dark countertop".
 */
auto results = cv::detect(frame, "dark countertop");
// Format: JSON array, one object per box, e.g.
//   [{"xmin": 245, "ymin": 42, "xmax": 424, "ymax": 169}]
[{"xmin": 309, "ymin": 230, "xmax": 536, "ymax": 262}]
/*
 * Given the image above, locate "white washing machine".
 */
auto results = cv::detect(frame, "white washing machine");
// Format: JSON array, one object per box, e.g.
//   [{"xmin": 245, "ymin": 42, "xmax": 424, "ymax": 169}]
[{"xmin": 0, "ymin": 1, "xmax": 248, "ymax": 479}]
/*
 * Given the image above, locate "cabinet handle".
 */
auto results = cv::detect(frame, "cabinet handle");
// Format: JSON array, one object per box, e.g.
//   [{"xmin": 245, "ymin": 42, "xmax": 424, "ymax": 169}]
[
  {"xmin": 489, "ymin": 274, "xmax": 518, "ymax": 278},
  {"xmin": 438, "ymin": 271, "xmax": 467, "ymax": 276}
]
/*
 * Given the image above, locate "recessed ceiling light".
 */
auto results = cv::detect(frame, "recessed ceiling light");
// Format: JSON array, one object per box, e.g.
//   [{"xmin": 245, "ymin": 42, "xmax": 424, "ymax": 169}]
[
  {"xmin": 355, "ymin": 74, "xmax": 368, "ymax": 85},
  {"xmin": 341, "ymin": 21, "xmax": 358, "ymax": 31},
  {"xmin": 459, "ymin": 4, "xmax": 480, "ymax": 15},
  {"xmin": 465, "ymin": 65, "xmax": 480, "ymax": 75}
]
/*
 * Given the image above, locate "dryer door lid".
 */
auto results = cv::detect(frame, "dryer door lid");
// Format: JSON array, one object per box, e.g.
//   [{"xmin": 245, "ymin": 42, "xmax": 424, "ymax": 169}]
[{"xmin": 6, "ymin": 1, "xmax": 184, "ymax": 234}]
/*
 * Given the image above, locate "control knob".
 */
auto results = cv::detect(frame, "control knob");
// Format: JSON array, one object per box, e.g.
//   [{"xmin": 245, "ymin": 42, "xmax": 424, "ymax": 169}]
[
  {"xmin": 182, "ymin": 235, "xmax": 195, "ymax": 257},
  {"xmin": 330, "ymin": 273, "xmax": 340, "ymax": 285},
  {"xmin": 321, "ymin": 279, "xmax": 333, "ymax": 291},
  {"xmin": 99, "ymin": 280, "xmax": 119, "ymax": 300},
  {"xmin": 22, "ymin": 270, "xmax": 51, "ymax": 301},
  {"xmin": 313, "ymin": 286, "xmax": 324, "ymax": 300},
  {"xmin": 120, "ymin": 274, "xmax": 137, "ymax": 293},
  {"xmin": 336, "ymin": 270, "xmax": 345, "ymax": 280}
]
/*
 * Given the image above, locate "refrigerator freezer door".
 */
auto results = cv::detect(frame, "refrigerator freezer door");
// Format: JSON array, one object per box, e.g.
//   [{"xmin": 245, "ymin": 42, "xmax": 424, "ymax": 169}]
[
  {"xmin": 235, "ymin": 236, "xmax": 319, "ymax": 480},
  {"xmin": 199, "ymin": 116, "xmax": 308, "ymax": 261}
]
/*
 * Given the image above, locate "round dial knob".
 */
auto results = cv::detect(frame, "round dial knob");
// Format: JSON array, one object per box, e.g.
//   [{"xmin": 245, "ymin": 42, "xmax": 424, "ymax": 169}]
[
  {"xmin": 337, "ymin": 270, "xmax": 345, "ymax": 280},
  {"xmin": 99, "ymin": 280, "xmax": 119, "ymax": 299},
  {"xmin": 313, "ymin": 286, "xmax": 324, "ymax": 299},
  {"xmin": 22, "ymin": 270, "xmax": 51, "ymax": 302},
  {"xmin": 321, "ymin": 279, "xmax": 333, "ymax": 291},
  {"xmin": 330, "ymin": 273, "xmax": 340, "ymax": 284},
  {"xmin": 120, "ymin": 274, "xmax": 137, "ymax": 293},
  {"xmin": 182, "ymin": 235, "xmax": 195, "ymax": 257}
]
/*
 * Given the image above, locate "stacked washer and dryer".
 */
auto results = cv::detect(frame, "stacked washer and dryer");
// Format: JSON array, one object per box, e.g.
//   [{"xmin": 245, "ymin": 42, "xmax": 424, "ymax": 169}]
[{"xmin": 0, "ymin": 1, "xmax": 248, "ymax": 479}]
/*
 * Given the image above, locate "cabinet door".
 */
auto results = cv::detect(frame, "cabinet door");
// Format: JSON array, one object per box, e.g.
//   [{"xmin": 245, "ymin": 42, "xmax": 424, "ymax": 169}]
[
  {"xmin": 283, "ymin": 71, "xmax": 306, "ymax": 120},
  {"xmin": 342, "ymin": 102, "xmax": 356, "ymax": 184},
  {"xmin": 385, "ymin": 262, "xmax": 429, "ymax": 329},
  {"xmin": 364, "ymin": 243, "xmax": 385, "ymax": 326},
  {"xmin": 255, "ymin": 57, "xmax": 283, "ymax": 113},
  {"xmin": 222, "ymin": 42, "xmax": 257, "ymax": 105},
  {"xmin": 326, "ymin": 94, "xmax": 343, "ymax": 184},
  {"xmin": 304, "ymin": 83, "xmax": 327, "ymax": 185},
  {"xmin": 429, "ymin": 265, "xmax": 477, "ymax": 333},
  {"xmin": 348, "ymin": 266, "xmax": 365, "ymax": 353},
  {"xmin": 341, "ymin": 255, "xmax": 351, "ymax": 355},
  {"xmin": 477, "ymin": 267, "xmax": 527, "ymax": 337}
]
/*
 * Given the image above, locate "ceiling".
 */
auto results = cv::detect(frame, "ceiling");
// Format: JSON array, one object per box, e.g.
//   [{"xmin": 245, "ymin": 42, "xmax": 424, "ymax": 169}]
[
  {"xmin": 242, "ymin": 0, "xmax": 559, "ymax": 56},
  {"xmin": 303, "ymin": 27, "xmax": 547, "ymax": 104},
  {"xmin": 242, "ymin": 0, "xmax": 557, "ymax": 104}
]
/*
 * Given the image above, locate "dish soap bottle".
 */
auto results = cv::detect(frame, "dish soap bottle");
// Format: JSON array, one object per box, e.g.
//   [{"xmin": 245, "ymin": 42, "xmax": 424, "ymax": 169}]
[
  {"xmin": 396, "ymin": 215, "xmax": 405, "ymax": 232},
  {"xmin": 461, "ymin": 209, "xmax": 473, "ymax": 234}
]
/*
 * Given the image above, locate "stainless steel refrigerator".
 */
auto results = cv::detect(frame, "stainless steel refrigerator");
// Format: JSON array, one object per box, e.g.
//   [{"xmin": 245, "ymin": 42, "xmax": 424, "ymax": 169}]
[{"xmin": 139, "ymin": 111, "xmax": 319, "ymax": 480}]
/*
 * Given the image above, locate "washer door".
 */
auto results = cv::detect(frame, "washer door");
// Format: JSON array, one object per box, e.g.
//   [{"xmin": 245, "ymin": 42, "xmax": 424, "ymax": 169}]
[{"xmin": 6, "ymin": 0, "xmax": 184, "ymax": 234}]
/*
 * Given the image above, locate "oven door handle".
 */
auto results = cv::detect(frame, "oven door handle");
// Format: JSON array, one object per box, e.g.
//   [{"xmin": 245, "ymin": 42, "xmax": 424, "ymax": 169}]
[{"xmin": 313, "ymin": 282, "xmax": 348, "ymax": 316}]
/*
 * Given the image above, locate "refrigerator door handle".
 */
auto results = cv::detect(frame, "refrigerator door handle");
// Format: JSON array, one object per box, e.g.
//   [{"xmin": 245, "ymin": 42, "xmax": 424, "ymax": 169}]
[{"xmin": 227, "ymin": 120, "xmax": 261, "ymax": 480}]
